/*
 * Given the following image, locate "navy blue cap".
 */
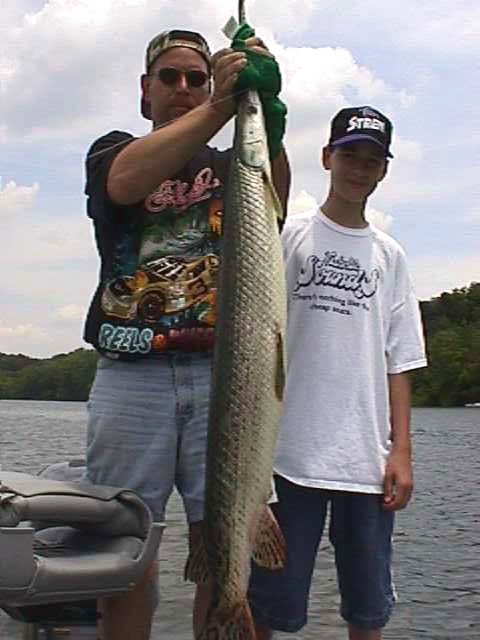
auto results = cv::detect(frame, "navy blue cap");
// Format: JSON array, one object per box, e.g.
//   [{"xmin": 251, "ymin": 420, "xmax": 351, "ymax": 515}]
[{"xmin": 329, "ymin": 106, "xmax": 393, "ymax": 158}]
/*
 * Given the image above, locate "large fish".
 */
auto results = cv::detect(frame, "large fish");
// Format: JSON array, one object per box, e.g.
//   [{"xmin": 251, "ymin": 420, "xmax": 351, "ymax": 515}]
[{"xmin": 184, "ymin": 20, "xmax": 288, "ymax": 640}]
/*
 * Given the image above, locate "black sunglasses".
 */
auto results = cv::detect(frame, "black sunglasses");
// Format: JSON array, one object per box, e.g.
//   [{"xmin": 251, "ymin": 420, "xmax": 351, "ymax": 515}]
[{"xmin": 156, "ymin": 67, "xmax": 209, "ymax": 88}]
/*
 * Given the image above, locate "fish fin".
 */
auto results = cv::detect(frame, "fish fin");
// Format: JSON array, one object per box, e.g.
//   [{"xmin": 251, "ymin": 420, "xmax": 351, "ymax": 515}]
[
  {"xmin": 262, "ymin": 169, "xmax": 284, "ymax": 223},
  {"xmin": 252, "ymin": 505, "xmax": 286, "ymax": 570},
  {"xmin": 275, "ymin": 329, "xmax": 286, "ymax": 401},
  {"xmin": 197, "ymin": 601, "xmax": 256, "ymax": 640},
  {"xmin": 184, "ymin": 533, "xmax": 210, "ymax": 584}
]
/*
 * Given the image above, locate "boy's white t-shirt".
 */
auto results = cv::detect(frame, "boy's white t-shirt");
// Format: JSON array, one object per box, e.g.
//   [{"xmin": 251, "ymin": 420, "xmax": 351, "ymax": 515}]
[{"xmin": 275, "ymin": 208, "xmax": 427, "ymax": 494}]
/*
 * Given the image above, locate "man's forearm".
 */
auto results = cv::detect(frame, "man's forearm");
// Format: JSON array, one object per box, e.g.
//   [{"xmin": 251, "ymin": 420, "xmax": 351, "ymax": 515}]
[{"xmin": 107, "ymin": 101, "xmax": 231, "ymax": 206}]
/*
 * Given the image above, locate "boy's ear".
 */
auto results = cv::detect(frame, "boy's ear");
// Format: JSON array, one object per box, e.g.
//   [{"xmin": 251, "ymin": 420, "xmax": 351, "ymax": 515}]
[{"xmin": 322, "ymin": 146, "xmax": 332, "ymax": 170}]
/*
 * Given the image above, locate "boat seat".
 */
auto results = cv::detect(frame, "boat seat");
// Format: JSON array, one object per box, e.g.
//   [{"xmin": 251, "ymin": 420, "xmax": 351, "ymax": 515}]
[{"xmin": 0, "ymin": 470, "xmax": 164, "ymax": 618}]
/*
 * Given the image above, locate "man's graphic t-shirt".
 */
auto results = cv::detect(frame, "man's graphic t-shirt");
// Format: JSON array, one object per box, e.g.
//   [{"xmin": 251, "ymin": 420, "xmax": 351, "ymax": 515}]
[{"xmin": 83, "ymin": 130, "xmax": 231, "ymax": 359}]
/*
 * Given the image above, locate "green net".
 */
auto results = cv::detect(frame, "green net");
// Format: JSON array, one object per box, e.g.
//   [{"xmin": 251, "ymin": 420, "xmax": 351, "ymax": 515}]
[{"xmin": 232, "ymin": 23, "xmax": 287, "ymax": 161}]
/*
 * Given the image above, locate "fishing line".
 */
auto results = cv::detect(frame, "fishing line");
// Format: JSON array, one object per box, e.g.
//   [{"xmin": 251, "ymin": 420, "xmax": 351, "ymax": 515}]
[{"xmin": 86, "ymin": 89, "xmax": 248, "ymax": 161}]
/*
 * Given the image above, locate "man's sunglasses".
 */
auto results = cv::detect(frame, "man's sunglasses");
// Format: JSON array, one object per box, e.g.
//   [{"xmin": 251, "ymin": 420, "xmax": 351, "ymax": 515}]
[{"xmin": 156, "ymin": 67, "xmax": 209, "ymax": 88}]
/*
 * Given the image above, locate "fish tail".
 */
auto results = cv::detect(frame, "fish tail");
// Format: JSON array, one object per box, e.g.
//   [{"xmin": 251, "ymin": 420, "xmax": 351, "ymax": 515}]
[{"xmin": 197, "ymin": 600, "xmax": 257, "ymax": 640}]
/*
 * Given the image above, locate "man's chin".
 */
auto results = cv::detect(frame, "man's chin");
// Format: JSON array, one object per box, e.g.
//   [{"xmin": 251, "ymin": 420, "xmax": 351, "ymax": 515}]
[{"xmin": 170, "ymin": 106, "xmax": 191, "ymax": 118}]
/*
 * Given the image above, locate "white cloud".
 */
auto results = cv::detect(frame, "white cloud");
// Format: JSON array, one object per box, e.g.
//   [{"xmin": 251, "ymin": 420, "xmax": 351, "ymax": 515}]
[
  {"xmin": 0, "ymin": 320, "xmax": 86, "ymax": 358},
  {"xmin": 411, "ymin": 252, "xmax": 480, "ymax": 301},
  {"xmin": 290, "ymin": 189, "xmax": 318, "ymax": 215},
  {"xmin": 0, "ymin": 178, "xmax": 39, "ymax": 216},
  {"xmin": 0, "ymin": 323, "xmax": 47, "ymax": 339},
  {"xmin": 392, "ymin": 139, "xmax": 423, "ymax": 164},
  {"xmin": 56, "ymin": 304, "xmax": 86, "ymax": 321},
  {"xmin": 465, "ymin": 206, "xmax": 480, "ymax": 224},
  {"xmin": 395, "ymin": 3, "xmax": 479, "ymax": 54},
  {"xmin": 304, "ymin": 1, "xmax": 479, "ymax": 56},
  {"xmin": 0, "ymin": 187, "xmax": 97, "ymax": 332},
  {"xmin": 279, "ymin": 45, "xmax": 413, "ymax": 112},
  {"xmin": 0, "ymin": 1, "xmax": 416, "ymax": 144},
  {"xmin": 365, "ymin": 207, "xmax": 393, "ymax": 231},
  {"xmin": 1, "ymin": 211, "xmax": 95, "ymax": 266},
  {"xmin": 246, "ymin": 1, "xmax": 316, "ymax": 34},
  {"xmin": 0, "ymin": 0, "xmax": 318, "ymax": 143},
  {"xmin": 378, "ymin": 156, "xmax": 478, "ymax": 210}
]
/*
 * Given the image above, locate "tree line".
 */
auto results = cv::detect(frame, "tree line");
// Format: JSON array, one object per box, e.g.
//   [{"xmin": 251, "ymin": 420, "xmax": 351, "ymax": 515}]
[
  {"xmin": 0, "ymin": 349, "xmax": 98, "ymax": 402},
  {"xmin": 411, "ymin": 282, "xmax": 480, "ymax": 407},
  {"xmin": 1, "ymin": 283, "xmax": 479, "ymax": 406}
]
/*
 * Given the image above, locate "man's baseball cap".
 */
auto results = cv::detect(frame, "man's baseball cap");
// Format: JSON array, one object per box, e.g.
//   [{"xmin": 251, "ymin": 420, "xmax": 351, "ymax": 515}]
[
  {"xmin": 141, "ymin": 29, "xmax": 212, "ymax": 120},
  {"xmin": 328, "ymin": 106, "xmax": 393, "ymax": 158}
]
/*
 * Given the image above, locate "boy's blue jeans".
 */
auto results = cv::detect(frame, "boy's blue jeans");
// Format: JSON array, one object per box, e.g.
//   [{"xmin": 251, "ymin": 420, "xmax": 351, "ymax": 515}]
[{"xmin": 248, "ymin": 474, "xmax": 396, "ymax": 632}]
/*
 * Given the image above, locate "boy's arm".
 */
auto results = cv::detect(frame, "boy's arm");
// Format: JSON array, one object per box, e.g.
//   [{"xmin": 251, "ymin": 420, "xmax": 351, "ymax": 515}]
[{"xmin": 383, "ymin": 371, "xmax": 414, "ymax": 511}]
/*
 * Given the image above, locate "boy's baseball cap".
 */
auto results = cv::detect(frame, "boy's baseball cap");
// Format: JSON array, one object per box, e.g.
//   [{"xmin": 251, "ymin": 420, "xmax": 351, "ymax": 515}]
[
  {"xmin": 328, "ymin": 106, "xmax": 393, "ymax": 158},
  {"xmin": 141, "ymin": 29, "xmax": 212, "ymax": 120}
]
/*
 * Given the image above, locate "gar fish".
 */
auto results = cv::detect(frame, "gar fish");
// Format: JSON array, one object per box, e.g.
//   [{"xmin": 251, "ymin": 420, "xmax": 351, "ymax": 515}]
[{"xmin": 184, "ymin": 19, "xmax": 288, "ymax": 640}]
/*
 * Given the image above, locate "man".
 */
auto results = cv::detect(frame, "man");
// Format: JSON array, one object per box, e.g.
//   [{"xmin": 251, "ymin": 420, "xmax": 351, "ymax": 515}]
[
  {"xmin": 249, "ymin": 106, "xmax": 427, "ymax": 640},
  {"xmin": 83, "ymin": 29, "xmax": 290, "ymax": 640}
]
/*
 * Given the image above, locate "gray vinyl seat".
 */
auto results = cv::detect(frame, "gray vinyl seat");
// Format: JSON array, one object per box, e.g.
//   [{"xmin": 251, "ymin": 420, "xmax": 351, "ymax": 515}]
[{"xmin": 0, "ymin": 469, "xmax": 164, "ymax": 613}]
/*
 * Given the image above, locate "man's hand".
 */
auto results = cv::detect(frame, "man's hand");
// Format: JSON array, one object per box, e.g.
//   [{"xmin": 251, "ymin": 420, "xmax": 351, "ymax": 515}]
[
  {"xmin": 209, "ymin": 48, "xmax": 247, "ymax": 119},
  {"xmin": 382, "ymin": 447, "xmax": 413, "ymax": 511},
  {"xmin": 243, "ymin": 35, "xmax": 275, "ymax": 58},
  {"xmin": 209, "ymin": 37, "xmax": 274, "ymax": 119}
]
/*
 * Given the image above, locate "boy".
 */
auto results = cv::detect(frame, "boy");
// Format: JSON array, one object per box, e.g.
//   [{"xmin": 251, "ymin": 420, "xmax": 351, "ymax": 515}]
[{"xmin": 249, "ymin": 106, "xmax": 427, "ymax": 640}]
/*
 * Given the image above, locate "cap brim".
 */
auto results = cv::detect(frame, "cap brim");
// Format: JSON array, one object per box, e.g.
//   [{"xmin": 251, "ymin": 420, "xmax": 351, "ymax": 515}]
[{"xmin": 331, "ymin": 133, "xmax": 393, "ymax": 158}]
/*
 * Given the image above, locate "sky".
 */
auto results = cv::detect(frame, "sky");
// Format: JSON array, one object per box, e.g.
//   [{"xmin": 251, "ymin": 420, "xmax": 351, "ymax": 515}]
[{"xmin": 1, "ymin": 0, "xmax": 479, "ymax": 358}]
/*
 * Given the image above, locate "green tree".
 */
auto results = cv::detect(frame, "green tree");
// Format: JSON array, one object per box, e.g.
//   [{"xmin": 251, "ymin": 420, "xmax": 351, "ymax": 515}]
[
  {"xmin": 0, "ymin": 349, "xmax": 98, "ymax": 401},
  {"xmin": 426, "ymin": 327, "xmax": 467, "ymax": 406}
]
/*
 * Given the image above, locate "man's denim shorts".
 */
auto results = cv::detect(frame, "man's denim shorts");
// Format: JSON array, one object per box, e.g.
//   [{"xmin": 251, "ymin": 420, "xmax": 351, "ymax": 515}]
[
  {"xmin": 85, "ymin": 353, "xmax": 212, "ymax": 523},
  {"xmin": 248, "ymin": 475, "xmax": 396, "ymax": 632}
]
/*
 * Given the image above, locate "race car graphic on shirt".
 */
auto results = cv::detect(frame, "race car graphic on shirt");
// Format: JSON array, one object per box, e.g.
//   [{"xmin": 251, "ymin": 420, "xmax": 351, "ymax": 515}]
[{"xmin": 101, "ymin": 253, "xmax": 219, "ymax": 325}]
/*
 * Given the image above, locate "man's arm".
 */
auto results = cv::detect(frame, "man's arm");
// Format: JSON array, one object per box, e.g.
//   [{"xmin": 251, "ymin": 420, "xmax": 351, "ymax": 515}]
[
  {"xmin": 107, "ymin": 48, "xmax": 247, "ymax": 206},
  {"xmin": 272, "ymin": 146, "xmax": 291, "ymax": 216},
  {"xmin": 383, "ymin": 371, "xmax": 414, "ymax": 511}
]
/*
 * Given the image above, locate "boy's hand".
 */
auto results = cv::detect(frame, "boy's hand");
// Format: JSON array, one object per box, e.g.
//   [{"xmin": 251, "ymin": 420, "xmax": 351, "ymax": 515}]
[{"xmin": 382, "ymin": 447, "xmax": 413, "ymax": 511}]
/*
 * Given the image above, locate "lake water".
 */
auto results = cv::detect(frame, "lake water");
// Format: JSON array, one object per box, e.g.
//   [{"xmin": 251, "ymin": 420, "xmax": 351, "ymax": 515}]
[{"xmin": 0, "ymin": 401, "xmax": 479, "ymax": 639}]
